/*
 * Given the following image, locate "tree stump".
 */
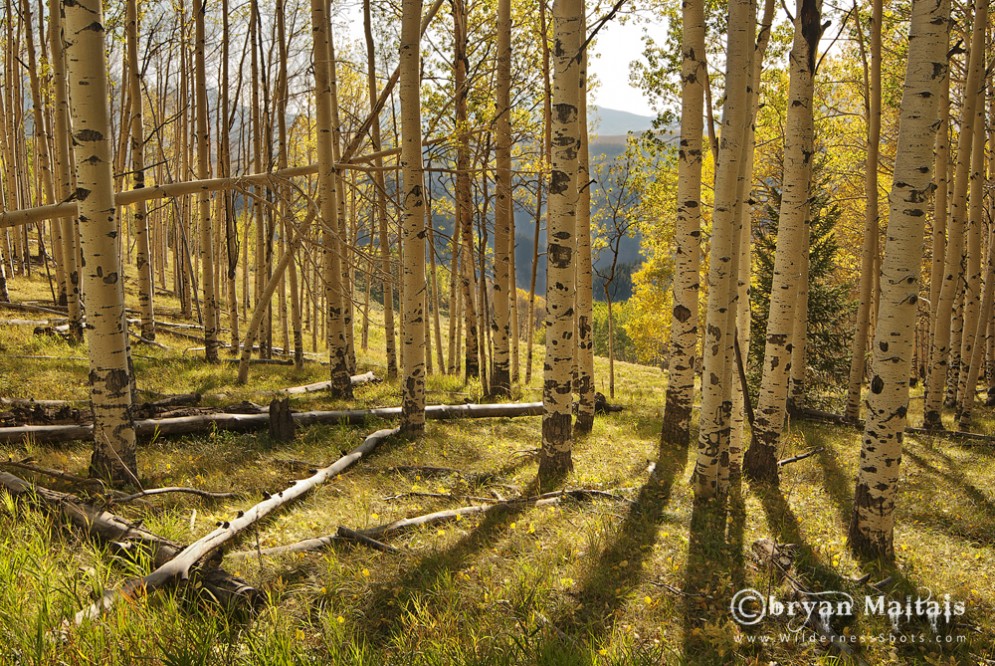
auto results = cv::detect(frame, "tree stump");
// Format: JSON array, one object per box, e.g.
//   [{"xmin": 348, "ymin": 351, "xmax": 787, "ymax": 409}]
[{"xmin": 268, "ymin": 398, "xmax": 295, "ymax": 442}]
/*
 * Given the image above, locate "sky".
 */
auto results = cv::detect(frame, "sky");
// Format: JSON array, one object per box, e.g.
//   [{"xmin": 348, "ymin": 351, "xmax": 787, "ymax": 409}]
[
  {"xmin": 587, "ymin": 16, "xmax": 660, "ymax": 118},
  {"xmin": 334, "ymin": 1, "xmax": 663, "ymax": 120}
]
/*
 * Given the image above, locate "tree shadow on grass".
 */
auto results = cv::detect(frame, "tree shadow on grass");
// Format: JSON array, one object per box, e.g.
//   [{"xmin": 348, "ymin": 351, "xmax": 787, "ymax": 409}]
[
  {"xmin": 680, "ymin": 479, "xmax": 747, "ymax": 666},
  {"xmin": 902, "ymin": 447, "xmax": 995, "ymax": 544},
  {"xmin": 527, "ymin": 441, "xmax": 690, "ymax": 664},
  {"xmin": 356, "ymin": 476, "xmax": 542, "ymax": 644},
  {"xmin": 762, "ymin": 458, "xmax": 973, "ymax": 664}
]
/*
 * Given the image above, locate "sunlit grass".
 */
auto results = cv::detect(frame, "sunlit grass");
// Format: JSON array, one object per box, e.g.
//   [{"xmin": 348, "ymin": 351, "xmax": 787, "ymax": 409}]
[{"xmin": 0, "ymin": 272, "xmax": 992, "ymax": 664}]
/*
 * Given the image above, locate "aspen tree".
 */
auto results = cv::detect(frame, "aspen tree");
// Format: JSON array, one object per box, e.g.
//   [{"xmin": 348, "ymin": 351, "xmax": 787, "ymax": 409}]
[
  {"xmin": 453, "ymin": 0, "xmax": 480, "ymax": 379},
  {"xmin": 954, "ymin": 73, "xmax": 987, "ymax": 420},
  {"xmin": 399, "ymin": 0, "xmax": 427, "ymax": 430},
  {"xmin": 844, "ymin": 0, "xmax": 882, "ymax": 422},
  {"xmin": 730, "ymin": 0, "xmax": 776, "ymax": 472},
  {"xmin": 194, "ymin": 0, "xmax": 219, "ymax": 361},
  {"xmin": 127, "ymin": 0, "xmax": 155, "ymax": 341},
  {"xmin": 526, "ymin": 0, "xmax": 552, "ymax": 386},
  {"xmin": 540, "ymin": 0, "xmax": 582, "ymax": 483},
  {"xmin": 49, "ymin": 0, "xmax": 83, "ymax": 341},
  {"xmin": 22, "ymin": 0, "xmax": 65, "ymax": 304},
  {"xmin": 574, "ymin": 19, "xmax": 596, "ymax": 434},
  {"xmin": 850, "ymin": 0, "xmax": 948, "ymax": 559},
  {"xmin": 923, "ymin": 0, "xmax": 987, "ymax": 429},
  {"xmin": 694, "ymin": 0, "xmax": 755, "ymax": 499},
  {"xmin": 742, "ymin": 0, "xmax": 821, "ymax": 484},
  {"xmin": 220, "ymin": 0, "xmax": 240, "ymax": 353},
  {"xmin": 929, "ymin": 66, "xmax": 951, "ymax": 334},
  {"xmin": 490, "ymin": 0, "xmax": 513, "ymax": 398},
  {"xmin": 63, "ymin": 0, "xmax": 138, "ymax": 485},
  {"xmin": 363, "ymin": 0, "xmax": 398, "ymax": 380},
  {"xmin": 310, "ymin": 0, "xmax": 353, "ymax": 399},
  {"xmin": 661, "ymin": 0, "xmax": 705, "ymax": 448}
]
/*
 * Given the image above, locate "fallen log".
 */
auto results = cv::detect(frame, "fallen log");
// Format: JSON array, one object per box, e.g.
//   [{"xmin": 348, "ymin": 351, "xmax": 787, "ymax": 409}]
[
  {"xmin": 2, "ymin": 458, "xmax": 107, "ymax": 490},
  {"xmin": 73, "ymin": 428, "xmax": 401, "ymax": 624},
  {"xmin": 0, "ymin": 397, "xmax": 75, "ymax": 408},
  {"xmin": 777, "ymin": 448, "xmax": 825, "ymax": 467},
  {"xmin": 0, "ymin": 471, "xmax": 255, "ymax": 609},
  {"xmin": 0, "ymin": 301, "xmax": 68, "ymax": 317},
  {"xmin": 111, "ymin": 486, "xmax": 239, "ymax": 505},
  {"xmin": 230, "ymin": 488, "xmax": 629, "ymax": 558},
  {"xmin": 0, "ymin": 402, "xmax": 546, "ymax": 444},
  {"xmin": 279, "ymin": 371, "xmax": 381, "ymax": 394}
]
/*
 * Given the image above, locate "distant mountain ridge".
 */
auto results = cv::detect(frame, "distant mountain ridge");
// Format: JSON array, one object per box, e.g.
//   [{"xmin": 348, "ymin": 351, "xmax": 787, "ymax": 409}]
[{"xmin": 589, "ymin": 106, "xmax": 655, "ymax": 136}]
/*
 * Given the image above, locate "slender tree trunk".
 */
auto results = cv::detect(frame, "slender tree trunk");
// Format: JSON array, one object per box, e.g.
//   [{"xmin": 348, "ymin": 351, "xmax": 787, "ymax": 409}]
[
  {"xmin": 64, "ymin": 0, "xmax": 138, "ymax": 486},
  {"xmin": 310, "ymin": 0, "xmax": 354, "ymax": 399},
  {"xmin": 127, "ymin": 0, "xmax": 155, "ymax": 341},
  {"xmin": 194, "ymin": 0, "xmax": 218, "ymax": 362},
  {"xmin": 539, "ymin": 0, "xmax": 582, "ymax": 485},
  {"xmin": 489, "ymin": 0, "xmax": 513, "ymax": 398},
  {"xmin": 730, "ymin": 0, "xmax": 776, "ymax": 474},
  {"xmin": 399, "ymin": 0, "xmax": 427, "ymax": 430},
  {"xmin": 49, "ymin": 0, "xmax": 82, "ymax": 340},
  {"xmin": 850, "ymin": 0, "xmax": 948, "ymax": 560},
  {"xmin": 606, "ymin": 287, "xmax": 615, "ymax": 399},
  {"xmin": 525, "ymin": 1, "xmax": 551, "ymax": 387},
  {"xmin": 694, "ymin": 0, "xmax": 755, "ymax": 500},
  {"xmin": 954, "ymin": 69, "xmax": 988, "ymax": 419},
  {"xmin": 573, "ymin": 27, "xmax": 595, "ymax": 433},
  {"xmin": 742, "ymin": 0, "xmax": 821, "ymax": 485},
  {"xmin": 923, "ymin": 0, "xmax": 986, "ymax": 429},
  {"xmin": 787, "ymin": 224, "xmax": 810, "ymax": 410},
  {"xmin": 363, "ymin": 0, "xmax": 398, "ymax": 380},
  {"xmin": 221, "ymin": 0, "xmax": 240, "ymax": 353},
  {"xmin": 453, "ymin": 0, "xmax": 480, "ymax": 380},
  {"xmin": 661, "ymin": 0, "xmax": 705, "ymax": 448},
  {"xmin": 844, "ymin": 0, "xmax": 882, "ymax": 422}
]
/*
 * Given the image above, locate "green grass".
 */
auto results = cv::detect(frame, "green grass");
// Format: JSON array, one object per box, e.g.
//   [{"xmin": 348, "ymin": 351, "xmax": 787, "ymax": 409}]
[{"xmin": 0, "ymin": 272, "xmax": 993, "ymax": 664}]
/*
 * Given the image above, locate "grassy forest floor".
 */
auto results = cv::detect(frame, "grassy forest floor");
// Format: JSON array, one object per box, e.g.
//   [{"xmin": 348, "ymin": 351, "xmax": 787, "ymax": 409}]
[{"xmin": 1, "ymin": 273, "xmax": 994, "ymax": 665}]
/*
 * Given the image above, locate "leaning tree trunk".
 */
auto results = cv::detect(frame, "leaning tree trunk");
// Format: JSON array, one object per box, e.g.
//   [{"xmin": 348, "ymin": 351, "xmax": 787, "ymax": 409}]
[
  {"xmin": 489, "ymin": 0, "xmax": 513, "ymax": 398},
  {"xmin": 693, "ymin": 0, "xmax": 755, "ymax": 500},
  {"xmin": 927, "ymin": 46, "xmax": 950, "ymax": 368},
  {"xmin": 922, "ymin": 0, "xmax": 986, "ymax": 429},
  {"xmin": 849, "ymin": 0, "xmax": 948, "ymax": 560},
  {"xmin": 844, "ymin": 0, "xmax": 882, "ymax": 423},
  {"xmin": 310, "ymin": 0, "xmax": 354, "ymax": 399},
  {"xmin": 539, "ymin": 0, "xmax": 582, "ymax": 485},
  {"xmin": 399, "ymin": 0, "xmax": 428, "ymax": 431},
  {"xmin": 661, "ymin": 0, "xmax": 705, "ymax": 448},
  {"xmin": 742, "ymin": 0, "xmax": 821, "ymax": 485},
  {"xmin": 64, "ymin": 0, "xmax": 138, "ymax": 486},
  {"xmin": 573, "ymin": 29, "xmax": 596, "ymax": 434}
]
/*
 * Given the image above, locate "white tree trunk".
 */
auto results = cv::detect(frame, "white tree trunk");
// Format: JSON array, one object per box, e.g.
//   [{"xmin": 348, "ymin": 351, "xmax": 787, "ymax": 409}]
[
  {"xmin": 661, "ymin": 0, "xmax": 705, "ymax": 448},
  {"xmin": 540, "ymin": 0, "xmax": 582, "ymax": 484},
  {"xmin": 922, "ymin": 0, "xmax": 987, "ymax": 428},
  {"xmin": 490, "ymin": 0, "xmax": 513, "ymax": 398},
  {"xmin": 742, "ymin": 0, "xmax": 821, "ymax": 484},
  {"xmin": 399, "ymin": 0, "xmax": 428, "ymax": 430},
  {"xmin": 694, "ymin": 0, "xmax": 755, "ymax": 499},
  {"xmin": 64, "ymin": 0, "xmax": 138, "ymax": 485},
  {"xmin": 849, "ymin": 0, "xmax": 949, "ymax": 560}
]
